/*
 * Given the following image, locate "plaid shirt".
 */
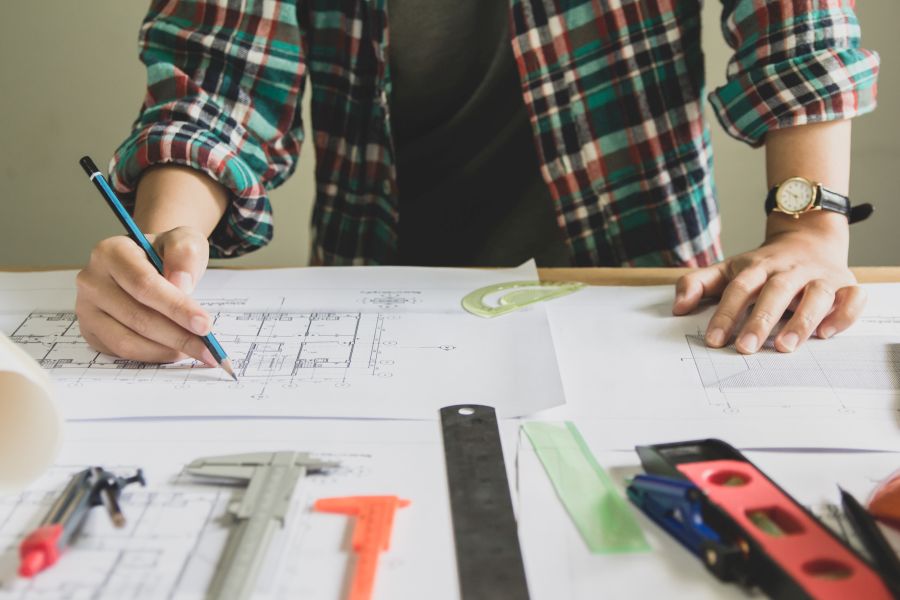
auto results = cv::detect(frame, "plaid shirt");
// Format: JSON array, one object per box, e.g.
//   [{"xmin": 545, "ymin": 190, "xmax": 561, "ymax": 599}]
[{"xmin": 110, "ymin": 0, "xmax": 879, "ymax": 266}]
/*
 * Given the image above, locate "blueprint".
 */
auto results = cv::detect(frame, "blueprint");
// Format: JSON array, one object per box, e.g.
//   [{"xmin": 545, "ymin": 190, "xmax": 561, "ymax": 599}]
[
  {"xmin": 0, "ymin": 419, "xmax": 458, "ymax": 600},
  {"xmin": 0, "ymin": 264, "xmax": 565, "ymax": 420},
  {"xmin": 535, "ymin": 284, "xmax": 900, "ymax": 450}
]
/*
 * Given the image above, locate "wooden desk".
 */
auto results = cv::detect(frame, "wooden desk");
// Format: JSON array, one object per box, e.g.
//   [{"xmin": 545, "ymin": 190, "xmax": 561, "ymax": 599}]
[
  {"xmin": 539, "ymin": 266, "xmax": 900, "ymax": 285},
  {"xmin": 4, "ymin": 266, "xmax": 900, "ymax": 285}
]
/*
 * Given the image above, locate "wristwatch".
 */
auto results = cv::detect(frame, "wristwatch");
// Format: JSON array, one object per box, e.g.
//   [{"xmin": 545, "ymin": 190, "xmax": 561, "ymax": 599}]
[{"xmin": 765, "ymin": 177, "xmax": 873, "ymax": 224}]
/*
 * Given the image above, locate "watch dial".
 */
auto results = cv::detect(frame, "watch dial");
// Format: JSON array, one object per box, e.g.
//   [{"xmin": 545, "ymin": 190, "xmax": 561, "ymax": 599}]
[{"xmin": 776, "ymin": 179, "xmax": 815, "ymax": 213}]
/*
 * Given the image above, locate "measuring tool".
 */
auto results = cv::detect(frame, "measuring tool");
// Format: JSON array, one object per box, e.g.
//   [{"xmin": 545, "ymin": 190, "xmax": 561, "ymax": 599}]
[
  {"xmin": 19, "ymin": 466, "xmax": 145, "ymax": 577},
  {"xmin": 314, "ymin": 495, "xmax": 410, "ymax": 600},
  {"xmin": 522, "ymin": 421, "xmax": 650, "ymax": 553},
  {"xmin": 628, "ymin": 439, "xmax": 897, "ymax": 599},
  {"xmin": 461, "ymin": 281, "xmax": 583, "ymax": 318},
  {"xmin": 440, "ymin": 405, "xmax": 530, "ymax": 600},
  {"xmin": 186, "ymin": 451, "xmax": 339, "ymax": 600}
]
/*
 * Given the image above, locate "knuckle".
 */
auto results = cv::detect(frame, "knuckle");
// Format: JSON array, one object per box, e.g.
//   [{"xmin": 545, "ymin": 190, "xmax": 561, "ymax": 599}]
[
  {"xmin": 766, "ymin": 274, "xmax": 796, "ymax": 294},
  {"xmin": 711, "ymin": 310, "xmax": 738, "ymax": 327},
  {"xmin": 728, "ymin": 278, "xmax": 756, "ymax": 296},
  {"xmin": 132, "ymin": 272, "xmax": 160, "ymax": 303},
  {"xmin": 125, "ymin": 306, "xmax": 150, "ymax": 336},
  {"xmin": 798, "ymin": 311, "xmax": 817, "ymax": 330},
  {"xmin": 807, "ymin": 279, "xmax": 835, "ymax": 297},
  {"xmin": 749, "ymin": 309, "xmax": 778, "ymax": 327},
  {"xmin": 169, "ymin": 295, "xmax": 192, "ymax": 320},
  {"xmin": 174, "ymin": 330, "xmax": 195, "ymax": 354}
]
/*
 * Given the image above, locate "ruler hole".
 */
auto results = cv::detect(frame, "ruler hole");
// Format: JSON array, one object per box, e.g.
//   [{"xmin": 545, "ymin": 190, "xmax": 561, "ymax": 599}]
[{"xmin": 458, "ymin": 407, "xmax": 475, "ymax": 416}]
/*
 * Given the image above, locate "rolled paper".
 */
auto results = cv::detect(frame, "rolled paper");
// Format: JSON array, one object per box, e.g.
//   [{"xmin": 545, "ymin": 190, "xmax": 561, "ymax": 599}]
[{"xmin": 0, "ymin": 332, "xmax": 62, "ymax": 492}]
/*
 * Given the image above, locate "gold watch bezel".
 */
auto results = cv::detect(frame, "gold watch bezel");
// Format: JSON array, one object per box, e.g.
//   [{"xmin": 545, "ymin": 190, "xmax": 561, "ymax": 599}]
[{"xmin": 773, "ymin": 176, "xmax": 821, "ymax": 218}]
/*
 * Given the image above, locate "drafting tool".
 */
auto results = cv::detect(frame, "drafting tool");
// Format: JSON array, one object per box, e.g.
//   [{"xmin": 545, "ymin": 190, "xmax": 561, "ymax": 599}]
[
  {"xmin": 461, "ymin": 281, "xmax": 583, "ymax": 318},
  {"xmin": 440, "ymin": 405, "xmax": 530, "ymax": 600},
  {"xmin": 19, "ymin": 466, "xmax": 145, "ymax": 577},
  {"xmin": 78, "ymin": 155, "xmax": 237, "ymax": 382},
  {"xmin": 628, "ymin": 439, "xmax": 896, "ymax": 600},
  {"xmin": 186, "ymin": 451, "xmax": 339, "ymax": 600},
  {"xmin": 314, "ymin": 495, "xmax": 410, "ymax": 600},
  {"xmin": 840, "ymin": 487, "xmax": 900, "ymax": 592},
  {"xmin": 522, "ymin": 421, "xmax": 649, "ymax": 553}
]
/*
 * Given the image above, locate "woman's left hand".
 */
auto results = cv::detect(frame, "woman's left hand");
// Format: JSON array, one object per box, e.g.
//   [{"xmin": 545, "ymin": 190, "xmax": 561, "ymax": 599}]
[{"xmin": 672, "ymin": 211, "xmax": 864, "ymax": 354}]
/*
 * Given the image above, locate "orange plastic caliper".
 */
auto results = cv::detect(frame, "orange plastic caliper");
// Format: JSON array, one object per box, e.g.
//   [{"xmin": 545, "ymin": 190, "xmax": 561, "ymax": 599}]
[{"xmin": 314, "ymin": 495, "xmax": 411, "ymax": 600}]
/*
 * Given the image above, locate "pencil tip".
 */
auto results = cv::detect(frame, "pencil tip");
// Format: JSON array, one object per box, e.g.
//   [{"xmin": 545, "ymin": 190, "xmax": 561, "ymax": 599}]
[{"xmin": 221, "ymin": 359, "xmax": 239, "ymax": 382}]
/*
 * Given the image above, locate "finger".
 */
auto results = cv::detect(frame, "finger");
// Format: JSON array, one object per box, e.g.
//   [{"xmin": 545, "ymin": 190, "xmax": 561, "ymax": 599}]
[
  {"xmin": 77, "ymin": 304, "xmax": 189, "ymax": 364},
  {"xmin": 704, "ymin": 267, "xmax": 768, "ymax": 348},
  {"xmin": 88, "ymin": 278, "xmax": 216, "ymax": 366},
  {"xmin": 816, "ymin": 286, "xmax": 867, "ymax": 339},
  {"xmin": 735, "ymin": 274, "xmax": 804, "ymax": 354},
  {"xmin": 153, "ymin": 228, "xmax": 210, "ymax": 294},
  {"xmin": 104, "ymin": 242, "xmax": 212, "ymax": 337},
  {"xmin": 774, "ymin": 279, "xmax": 836, "ymax": 352},
  {"xmin": 673, "ymin": 265, "xmax": 727, "ymax": 315}
]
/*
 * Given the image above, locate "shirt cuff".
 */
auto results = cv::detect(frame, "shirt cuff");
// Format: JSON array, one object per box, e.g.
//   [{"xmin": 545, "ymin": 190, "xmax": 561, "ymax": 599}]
[
  {"xmin": 108, "ymin": 121, "xmax": 273, "ymax": 258},
  {"xmin": 709, "ymin": 48, "xmax": 880, "ymax": 148}
]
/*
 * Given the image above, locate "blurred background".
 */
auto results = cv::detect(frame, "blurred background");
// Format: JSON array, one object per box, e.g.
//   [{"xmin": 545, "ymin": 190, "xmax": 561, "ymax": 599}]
[{"xmin": 0, "ymin": 1, "xmax": 897, "ymax": 268}]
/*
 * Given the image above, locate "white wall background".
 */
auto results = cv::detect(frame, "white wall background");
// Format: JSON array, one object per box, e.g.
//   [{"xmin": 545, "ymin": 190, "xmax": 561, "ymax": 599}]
[{"xmin": 0, "ymin": 1, "xmax": 896, "ymax": 268}]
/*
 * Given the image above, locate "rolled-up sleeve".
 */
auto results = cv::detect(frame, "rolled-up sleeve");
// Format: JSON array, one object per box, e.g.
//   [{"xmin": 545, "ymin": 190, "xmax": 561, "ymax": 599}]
[
  {"xmin": 709, "ymin": 0, "xmax": 879, "ymax": 147},
  {"xmin": 109, "ymin": 0, "xmax": 306, "ymax": 257}
]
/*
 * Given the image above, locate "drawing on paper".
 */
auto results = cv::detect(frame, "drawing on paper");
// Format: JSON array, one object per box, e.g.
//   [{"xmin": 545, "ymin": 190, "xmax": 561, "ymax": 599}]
[
  {"xmin": 0, "ymin": 466, "xmax": 230, "ymax": 599},
  {"xmin": 685, "ymin": 334, "xmax": 900, "ymax": 391},
  {"xmin": 10, "ymin": 310, "xmax": 453, "ymax": 397}
]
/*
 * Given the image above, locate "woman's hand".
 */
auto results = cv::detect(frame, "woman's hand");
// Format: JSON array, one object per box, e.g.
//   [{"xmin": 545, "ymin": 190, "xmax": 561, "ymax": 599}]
[
  {"xmin": 75, "ymin": 226, "xmax": 216, "ymax": 365},
  {"xmin": 672, "ymin": 211, "xmax": 864, "ymax": 354}
]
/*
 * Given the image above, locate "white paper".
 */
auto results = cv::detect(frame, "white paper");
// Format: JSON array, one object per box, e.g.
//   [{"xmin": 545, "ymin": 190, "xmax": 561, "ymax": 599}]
[
  {"xmin": 517, "ymin": 439, "xmax": 900, "ymax": 600},
  {"xmin": 535, "ymin": 284, "xmax": 900, "ymax": 450},
  {"xmin": 0, "ymin": 419, "xmax": 458, "ymax": 600},
  {"xmin": 0, "ymin": 264, "xmax": 565, "ymax": 420}
]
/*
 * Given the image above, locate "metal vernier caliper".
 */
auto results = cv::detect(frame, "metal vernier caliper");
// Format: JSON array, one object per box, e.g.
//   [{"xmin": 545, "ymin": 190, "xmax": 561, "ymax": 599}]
[{"xmin": 186, "ymin": 451, "xmax": 339, "ymax": 600}]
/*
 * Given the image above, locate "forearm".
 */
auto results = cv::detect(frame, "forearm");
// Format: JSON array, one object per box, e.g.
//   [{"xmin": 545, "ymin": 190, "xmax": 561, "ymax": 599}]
[
  {"xmin": 763, "ymin": 121, "xmax": 852, "ymax": 245},
  {"xmin": 133, "ymin": 165, "xmax": 229, "ymax": 236}
]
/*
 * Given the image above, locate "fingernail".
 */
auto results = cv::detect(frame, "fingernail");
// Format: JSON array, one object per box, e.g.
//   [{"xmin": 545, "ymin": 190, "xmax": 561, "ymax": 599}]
[
  {"xmin": 820, "ymin": 326, "xmax": 836, "ymax": 339},
  {"xmin": 170, "ymin": 271, "xmax": 194, "ymax": 294},
  {"xmin": 190, "ymin": 315, "xmax": 209, "ymax": 335},
  {"xmin": 200, "ymin": 349, "xmax": 216, "ymax": 367},
  {"xmin": 780, "ymin": 332, "xmax": 799, "ymax": 352},
  {"xmin": 738, "ymin": 333, "xmax": 759, "ymax": 353},
  {"xmin": 706, "ymin": 328, "xmax": 725, "ymax": 347}
]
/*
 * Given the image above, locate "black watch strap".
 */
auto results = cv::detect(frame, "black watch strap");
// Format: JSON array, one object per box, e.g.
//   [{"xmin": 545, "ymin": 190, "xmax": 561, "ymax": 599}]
[{"xmin": 765, "ymin": 184, "xmax": 873, "ymax": 224}]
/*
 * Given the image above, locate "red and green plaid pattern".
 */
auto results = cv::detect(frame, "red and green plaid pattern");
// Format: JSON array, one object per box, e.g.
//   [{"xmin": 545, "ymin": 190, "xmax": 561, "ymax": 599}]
[{"xmin": 110, "ymin": 0, "xmax": 878, "ymax": 266}]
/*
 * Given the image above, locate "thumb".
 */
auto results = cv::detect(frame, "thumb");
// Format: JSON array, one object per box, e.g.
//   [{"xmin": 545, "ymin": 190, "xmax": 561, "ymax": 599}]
[{"xmin": 150, "ymin": 227, "xmax": 210, "ymax": 295}]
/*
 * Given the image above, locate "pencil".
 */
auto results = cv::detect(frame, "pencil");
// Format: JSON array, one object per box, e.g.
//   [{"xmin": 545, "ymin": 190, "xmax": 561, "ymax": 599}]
[{"xmin": 78, "ymin": 155, "xmax": 237, "ymax": 382}]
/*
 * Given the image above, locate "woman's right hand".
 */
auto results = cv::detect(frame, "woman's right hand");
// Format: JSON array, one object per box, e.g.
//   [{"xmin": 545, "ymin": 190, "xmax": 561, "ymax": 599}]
[{"xmin": 75, "ymin": 226, "xmax": 217, "ymax": 366}]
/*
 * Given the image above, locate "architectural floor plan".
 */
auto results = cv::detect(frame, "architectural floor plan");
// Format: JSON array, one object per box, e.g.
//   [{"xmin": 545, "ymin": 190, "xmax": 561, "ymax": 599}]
[
  {"xmin": 0, "ymin": 265, "xmax": 564, "ymax": 420},
  {"xmin": 12, "ymin": 310, "xmax": 403, "ymax": 395}
]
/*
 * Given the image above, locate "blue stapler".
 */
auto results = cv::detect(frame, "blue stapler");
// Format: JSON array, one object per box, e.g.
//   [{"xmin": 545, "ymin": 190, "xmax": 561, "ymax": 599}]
[{"xmin": 626, "ymin": 474, "xmax": 749, "ymax": 583}]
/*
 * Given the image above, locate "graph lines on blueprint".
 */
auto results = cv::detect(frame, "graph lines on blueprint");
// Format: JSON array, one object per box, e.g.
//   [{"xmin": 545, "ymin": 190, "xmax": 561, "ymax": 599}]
[{"xmin": 683, "ymin": 330, "xmax": 900, "ymax": 416}]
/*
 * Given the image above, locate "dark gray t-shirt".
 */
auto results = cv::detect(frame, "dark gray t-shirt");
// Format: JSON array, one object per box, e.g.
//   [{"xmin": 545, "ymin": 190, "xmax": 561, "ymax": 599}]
[{"xmin": 389, "ymin": 0, "xmax": 570, "ymax": 267}]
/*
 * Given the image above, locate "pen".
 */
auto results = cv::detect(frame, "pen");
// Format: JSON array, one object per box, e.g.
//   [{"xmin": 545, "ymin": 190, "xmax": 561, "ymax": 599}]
[
  {"xmin": 840, "ymin": 487, "xmax": 900, "ymax": 593},
  {"xmin": 78, "ymin": 155, "xmax": 237, "ymax": 381},
  {"xmin": 19, "ymin": 467, "xmax": 145, "ymax": 577}
]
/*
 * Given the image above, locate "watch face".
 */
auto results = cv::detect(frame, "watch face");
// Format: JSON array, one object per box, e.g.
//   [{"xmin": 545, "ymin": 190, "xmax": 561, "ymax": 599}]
[{"xmin": 776, "ymin": 178, "xmax": 815, "ymax": 213}]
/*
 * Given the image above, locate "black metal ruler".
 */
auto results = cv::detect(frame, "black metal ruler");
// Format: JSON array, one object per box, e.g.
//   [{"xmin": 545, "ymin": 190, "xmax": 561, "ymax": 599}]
[{"xmin": 440, "ymin": 404, "xmax": 530, "ymax": 600}]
